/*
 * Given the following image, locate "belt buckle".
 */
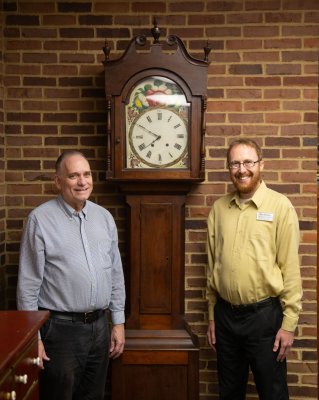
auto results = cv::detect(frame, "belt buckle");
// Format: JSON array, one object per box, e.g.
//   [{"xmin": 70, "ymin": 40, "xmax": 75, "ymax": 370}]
[
  {"xmin": 84, "ymin": 311, "xmax": 94, "ymax": 323},
  {"xmin": 231, "ymin": 303, "xmax": 243, "ymax": 310}
]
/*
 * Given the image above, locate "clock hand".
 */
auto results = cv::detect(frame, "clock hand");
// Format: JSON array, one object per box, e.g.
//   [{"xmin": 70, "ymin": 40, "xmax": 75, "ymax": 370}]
[
  {"xmin": 136, "ymin": 124, "xmax": 160, "ymax": 139},
  {"xmin": 144, "ymin": 135, "xmax": 162, "ymax": 148}
]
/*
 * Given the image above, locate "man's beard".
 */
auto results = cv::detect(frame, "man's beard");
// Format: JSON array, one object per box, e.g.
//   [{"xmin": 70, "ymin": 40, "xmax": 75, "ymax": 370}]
[{"xmin": 231, "ymin": 170, "xmax": 261, "ymax": 196}]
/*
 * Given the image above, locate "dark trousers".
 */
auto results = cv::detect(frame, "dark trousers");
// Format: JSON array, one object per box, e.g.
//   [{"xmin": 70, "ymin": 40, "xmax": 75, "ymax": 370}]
[
  {"xmin": 39, "ymin": 314, "xmax": 110, "ymax": 400},
  {"xmin": 215, "ymin": 297, "xmax": 289, "ymax": 400}
]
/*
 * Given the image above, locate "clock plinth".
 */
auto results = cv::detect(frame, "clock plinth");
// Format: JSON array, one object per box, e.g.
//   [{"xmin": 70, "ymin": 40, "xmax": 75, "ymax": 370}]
[
  {"xmin": 104, "ymin": 22, "xmax": 211, "ymax": 400},
  {"xmin": 112, "ymin": 329, "xmax": 199, "ymax": 400}
]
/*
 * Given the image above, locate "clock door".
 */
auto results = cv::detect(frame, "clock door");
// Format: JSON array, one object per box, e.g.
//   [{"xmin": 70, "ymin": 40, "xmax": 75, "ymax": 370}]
[
  {"xmin": 126, "ymin": 194, "xmax": 186, "ymax": 330},
  {"xmin": 140, "ymin": 202, "xmax": 172, "ymax": 314}
]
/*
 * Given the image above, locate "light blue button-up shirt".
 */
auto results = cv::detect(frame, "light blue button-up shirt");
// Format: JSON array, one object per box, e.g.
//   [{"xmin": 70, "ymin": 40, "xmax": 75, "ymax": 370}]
[{"xmin": 17, "ymin": 196, "xmax": 125, "ymax": 325}]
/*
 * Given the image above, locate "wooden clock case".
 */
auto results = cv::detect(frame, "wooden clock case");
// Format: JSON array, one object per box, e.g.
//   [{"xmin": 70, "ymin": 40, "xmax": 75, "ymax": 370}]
[{"xmin": 103, "ymin": 22, "xmax": 210, "ymax": 400}]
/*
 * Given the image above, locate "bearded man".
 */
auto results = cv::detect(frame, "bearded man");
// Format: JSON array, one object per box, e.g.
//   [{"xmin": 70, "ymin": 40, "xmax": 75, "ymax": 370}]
[{"xmin": 206, "ymin": 139, "xmax": 302, "ymax": 400}]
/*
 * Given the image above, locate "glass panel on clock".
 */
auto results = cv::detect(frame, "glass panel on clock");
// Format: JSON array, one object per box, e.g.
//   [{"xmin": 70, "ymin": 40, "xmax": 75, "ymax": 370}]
[{"xmin": 125, "ymin": 76, "xmax": 190, "ymax": 169}]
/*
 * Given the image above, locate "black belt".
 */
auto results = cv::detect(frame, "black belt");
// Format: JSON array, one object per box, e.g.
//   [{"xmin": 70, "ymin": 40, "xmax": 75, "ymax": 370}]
[
  {"xmin": 44, "ymin": 309, "xmax": 105, "ymax": 324},
  {"xmin": 219, "ymin": 297, "xmax": 277, "ymax": 313}
]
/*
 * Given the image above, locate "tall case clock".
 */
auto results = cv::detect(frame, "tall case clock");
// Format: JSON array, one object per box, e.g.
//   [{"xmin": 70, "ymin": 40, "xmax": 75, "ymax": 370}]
[{"xmin": 103, "ymin": 22, "xmax": 211, "ymax": 400}]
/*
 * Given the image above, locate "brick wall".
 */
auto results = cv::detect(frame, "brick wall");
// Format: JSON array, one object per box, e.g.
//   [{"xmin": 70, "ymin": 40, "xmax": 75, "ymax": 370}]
[{"xmin": 1, "ymin": 1, "xmax": 318, "ymax": 399}]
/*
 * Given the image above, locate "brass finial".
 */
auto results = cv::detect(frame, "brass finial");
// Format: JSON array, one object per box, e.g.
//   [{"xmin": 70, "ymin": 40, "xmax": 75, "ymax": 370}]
[
  {"xmin": 151, "ymin": 17, "xmax": 161, "ymax": 44},
  {"xmin": 204, "ymin": 40, "xmax": 212, "ymax": 62},
  {"xmin": 103, "ymin": 40, "xmax": 111, "ymax": 61}
]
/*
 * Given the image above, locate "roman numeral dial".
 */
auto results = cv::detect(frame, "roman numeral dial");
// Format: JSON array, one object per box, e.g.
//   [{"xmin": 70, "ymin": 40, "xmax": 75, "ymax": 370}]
[{"xmin": 129, "ymin": 107, "xmax": 189, "ymax": 168}]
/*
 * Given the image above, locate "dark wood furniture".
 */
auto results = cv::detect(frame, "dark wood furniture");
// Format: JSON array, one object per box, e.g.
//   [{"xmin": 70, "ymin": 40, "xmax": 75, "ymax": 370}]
[
  {"xmin": 0, "ymin": 311, "xmax": 49, "ymax": 400},
  {"xmin": 111, "ymin": 189, "xmax": 200, "ymax": 400},
  {"xmin": 103, "ymin": 21, "xmax": 210, "ymax": 400}
]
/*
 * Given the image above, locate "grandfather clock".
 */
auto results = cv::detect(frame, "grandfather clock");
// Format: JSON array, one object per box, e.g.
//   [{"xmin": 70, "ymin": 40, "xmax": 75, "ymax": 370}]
[{"xmin": 103, "ymin": 21, "xmax": 210, "ymax": 400}]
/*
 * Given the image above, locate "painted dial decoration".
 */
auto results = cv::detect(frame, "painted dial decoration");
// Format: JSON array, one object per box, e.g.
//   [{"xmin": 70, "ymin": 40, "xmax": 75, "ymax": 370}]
[{"xmin": 125, "ymin": 77, "xmax": 190, "ymax": 169}]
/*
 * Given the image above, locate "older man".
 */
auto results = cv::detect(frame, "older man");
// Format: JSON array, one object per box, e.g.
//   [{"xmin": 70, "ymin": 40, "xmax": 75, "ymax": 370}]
[{"xmin": 17, "ymin": 150, "xmax": 125, "ymax": 400}]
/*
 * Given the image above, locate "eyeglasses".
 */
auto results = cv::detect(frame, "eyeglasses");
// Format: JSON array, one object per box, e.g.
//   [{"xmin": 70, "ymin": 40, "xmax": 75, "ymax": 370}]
[{"xmin": 228, "ymin": 159, "xmax": 262, "ymax": 170}]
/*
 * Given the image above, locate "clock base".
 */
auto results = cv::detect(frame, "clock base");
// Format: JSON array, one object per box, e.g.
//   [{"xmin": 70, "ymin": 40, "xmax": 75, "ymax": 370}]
[{"xmin": 111, "ymin": 328, "xmax": 199, "ymax": 400}]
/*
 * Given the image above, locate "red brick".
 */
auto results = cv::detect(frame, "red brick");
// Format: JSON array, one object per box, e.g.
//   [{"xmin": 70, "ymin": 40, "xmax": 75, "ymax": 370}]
[
  {"xmin": 189, "ymin": 15, "xmax": 225, "ymax": 25},
  {"xmin": 43, "ymin": 113, "xmax": 77, "ymax": 123},
  {"xmin": 207, "ymin": 26, "xmax": 241, "ymax": 37},
  {"xmin": 264, "ymin": 38, "xmax": 301, "ymax": 49},
  {"xmin": 244, "ymin": 100, "xmax": 279, "ymax": 111},
  {"xmin": 23, "ymin": 53, "xmax": 57, "ymax": 63},
  {"xmin": 243, "ymin": 51, "xmax": 279, "ymax": 62},
  {"xmin": 94, "ymin": 2, "xmax": 129, "ymax": 12},
  {"xmin": 43, "ymin": 65, "xmax": 78, "ymax": 75},
  {"xmin": 305, "ymin": 11, "xmax": 319, "ymax": 22},
  {"xmin": 19, "ymin": 2, "xmax": 56, "ymax": 13},
  {"xmin": 227, "ymin": 12, "xmax": 262, "ymax": 24},
  {"xmin": 23, "ymin": 101, "xmax": 57, "ymax": 111},
  {"xmin": 283, "ymin": 25, "xmax": 319, "ymax": 36},
  {"xmin": 229, "ymin": 64, "xmax": 262, "ymax": 74},
  {"xmin": 169, "ymin": 27, "xmax": 205, "ymax": 38},
  {"xmin": 6, "ymin": 40, "xmax": 42, "ymax": 50},
  {"xmin": 265, "ymin": 112, "xmax": 301, "ymax": 124},
  {"xmin": 264, "ymin": 88, "xmax": 300, "ymax": 98},
  {"xmin": 60, "ymin": 53, "xmax": 95, "ymax": 63},
  {"xmin": 245, "ymin": 76, "xmax": 281, "ymax": 86},
  {"xmin": 60, "ymin": 28, "xmax": 94, "ymax": 38},
  {"xmin": 6, "ymin": 184, "xmax": 42, "ymax": 195},
  {"xmin": 226, "ymin": 88, "xmax": 262, "ymax": 98},
  {"xmin": 282, "ymin": 51, "xmax": 318, "ymax": 62},
  {"xmin": 265, "ymin": 12, "xmax": 302, "ymax": 23},
  {"xmin": 7, "ymin": 113, "xmax": 41, "ymax": 123},
  {"xmin": 21, "ymin": 28, "xmax": 57, "ymax": 38},
  {"xmin": 245, "ymin": 1, "xmax": 281, "ymax": 11},
  {"xmin": 244, "ymin": 26, "xmax": 279, "ymax": 37},
  {"xmin": 207, "ymin": 101, "xmax": 242, "ymax": 112},
  {"xmin": 58, "ymin": 3, "xmax": 91, "ymax": 12},
  {"xmin": 44, "ymin": 40, "xmax": 78, "ymax": 51},
  {"xmin": 283, "ymin": 0, "xmax": 319, "ymax": 10},
  {"xmin": 6, "ymin": 15, "xmax": 39, "ymax": 25},
  {"xmin": 43, "ymin": 15, "xmax": 76, "ymax": 25},
  {"xmin": 283, "ymin": 100, "xmax": 317, "ymax": 111},
  {"xmin": 79, "ymin": 15, "xmax": 112, "ymax": 25},
  {"xmin": 229, "ymin": 113, "xmax": 264, "ymax": 123},
  {"xmin": 207, "ymin": 1, "xmax": 243, "ymax": 11},
  {"xmin": 6, "ymin": 88, "xmax": 42, "ymax": 98},
  {"xmin": 173, "ymin": 2, "xmax": 205, "ymax": 12},
  {"xmin": 24, "ymin": 125, "xmax": 58, "ymax": 135},
  {"xmin": 133, "ymin": 2, "xmax": 166, "ymax": 12},
  {"xmin": 266, "ymin": 64, "xmax": 301, "ymax": 75}
]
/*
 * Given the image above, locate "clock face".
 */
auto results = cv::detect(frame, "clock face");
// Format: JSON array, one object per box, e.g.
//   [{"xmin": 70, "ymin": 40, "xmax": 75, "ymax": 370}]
[
  {"xmin": 129, "ymin": 107, "xmax": 188, "ymax": 168},
  {"xmin": 125, "ymin": 77, "xmax": 190, "ymax": 169}
]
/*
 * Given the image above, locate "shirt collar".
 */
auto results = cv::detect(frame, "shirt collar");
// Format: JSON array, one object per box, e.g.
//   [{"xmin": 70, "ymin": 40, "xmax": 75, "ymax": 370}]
[
  {"xmin": 57, "ymin": 195, "xmax": 88, "ymax": 220},
  {"xmin": 229, "ymin": 180, "xmax": 267, "ymax": 209}
]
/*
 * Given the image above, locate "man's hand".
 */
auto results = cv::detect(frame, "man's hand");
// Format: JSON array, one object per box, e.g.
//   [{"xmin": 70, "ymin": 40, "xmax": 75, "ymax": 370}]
[
  {"xmin": 109, "ymin": 323, "xmax": 125, "ymax": 359},
  {"xmin": 207, "ymin": 320, "xmax": 216, "ymax": 351},
  {"xmin": 38, "ymin": 339, "xmax": 50, "ymax": 369},
  {"xmin": 273, "ymin": 328, "xmax": 294, "ymax": 362}
]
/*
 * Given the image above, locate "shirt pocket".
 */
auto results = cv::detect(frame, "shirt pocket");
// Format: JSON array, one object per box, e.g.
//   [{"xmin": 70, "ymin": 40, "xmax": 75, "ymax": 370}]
[{"xmin": 247, "ymin": 233, "xmax": 270, "ymax": 261}]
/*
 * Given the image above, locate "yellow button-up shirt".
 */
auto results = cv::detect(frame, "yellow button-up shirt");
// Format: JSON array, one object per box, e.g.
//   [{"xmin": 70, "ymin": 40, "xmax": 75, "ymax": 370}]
[{"xmin": 206, "ymin": 181, "xmax": 302, "ymax": 332}]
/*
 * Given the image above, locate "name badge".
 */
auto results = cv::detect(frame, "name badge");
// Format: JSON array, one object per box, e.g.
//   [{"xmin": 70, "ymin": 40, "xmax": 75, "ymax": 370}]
[{"xmin": 256, "ymin": 212, "xmax": 274, "ymax": 222}]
